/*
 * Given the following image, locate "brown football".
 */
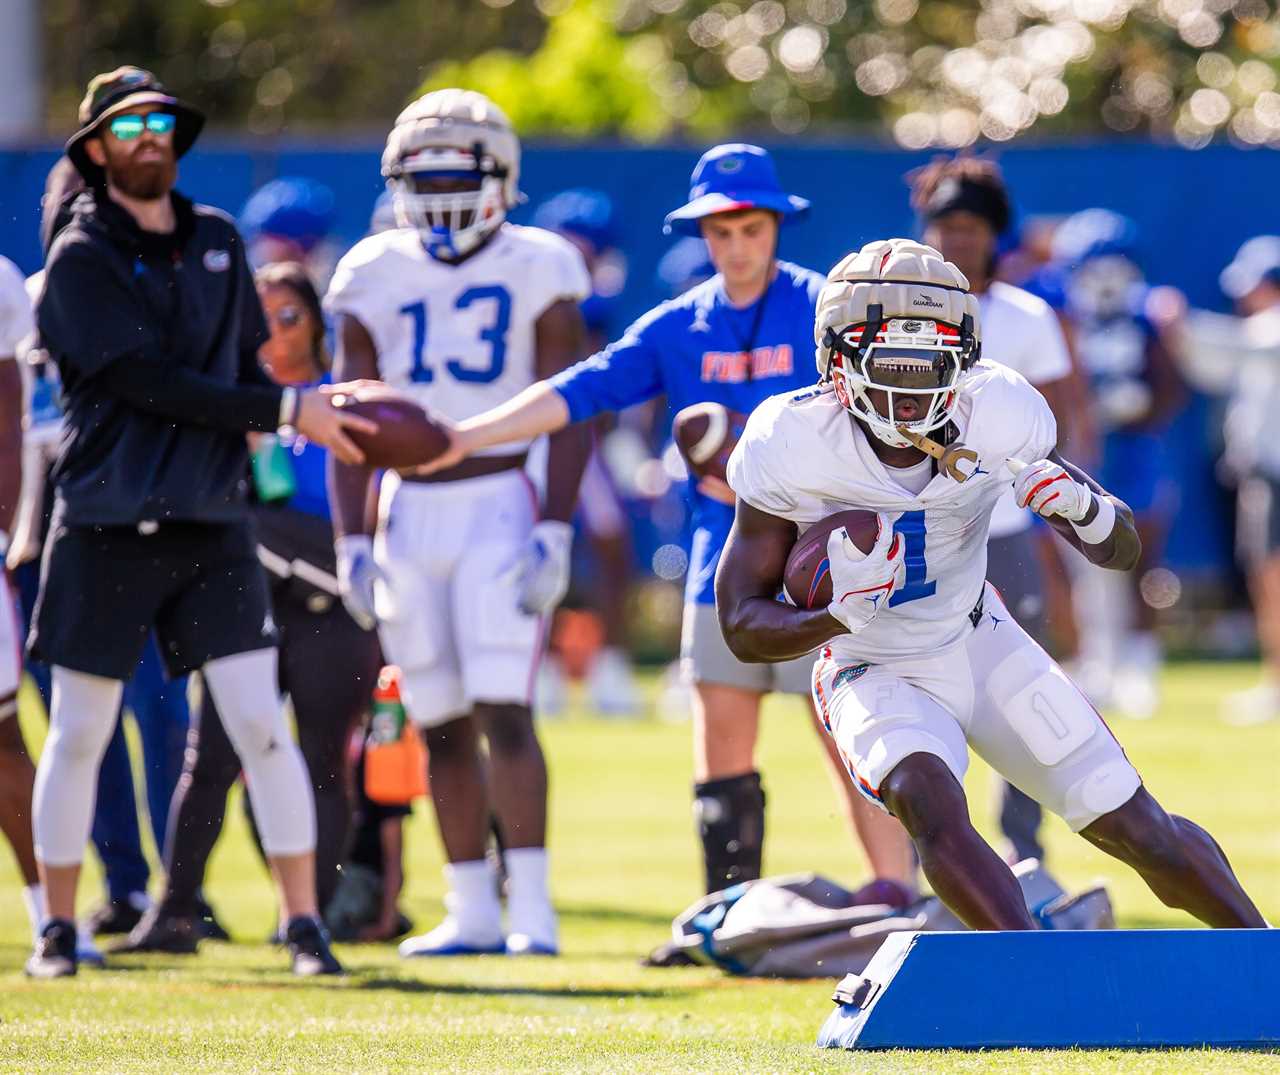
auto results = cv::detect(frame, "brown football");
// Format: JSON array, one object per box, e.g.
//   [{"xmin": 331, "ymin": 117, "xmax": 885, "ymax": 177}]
[
  {"xmin": 672, "ymin": 402, "xmax": 749, "ymax": 481},
  {"xmin": 783, "ymin": 509, "xmax": 886, "ymax": 609},
  {"xmin": 330, "ymin": 386, "xmax": 449, "ymax": 470}
]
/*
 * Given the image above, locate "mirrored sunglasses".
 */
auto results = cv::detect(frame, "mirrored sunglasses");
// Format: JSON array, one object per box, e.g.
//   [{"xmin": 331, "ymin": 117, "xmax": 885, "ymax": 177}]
[{"xmin": 108, "ymin": 112, "xmax": 176, "ymax": 141}]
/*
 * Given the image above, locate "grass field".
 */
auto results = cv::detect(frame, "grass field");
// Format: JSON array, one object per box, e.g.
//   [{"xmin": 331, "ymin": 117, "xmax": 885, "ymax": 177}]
[{"xmin": 1, "ymin": 661, "xmax": 1277, "ymax": 1073}]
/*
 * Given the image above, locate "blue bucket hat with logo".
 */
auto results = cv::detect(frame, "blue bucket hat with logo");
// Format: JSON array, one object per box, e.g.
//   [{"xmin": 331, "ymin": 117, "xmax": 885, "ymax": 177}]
[{"xmin": 663, "ymin": 143, "xmax": 809, "ymax": 236}]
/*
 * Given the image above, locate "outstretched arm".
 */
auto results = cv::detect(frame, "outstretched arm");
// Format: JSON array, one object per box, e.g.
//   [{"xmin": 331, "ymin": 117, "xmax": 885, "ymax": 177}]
[
  {"xmin": 416, "ymin": 316, "xmax": 667, "ymax": 473},
  {"xmin": 1012, "ymin": 450, "xmax": 1141, "ymax": 571},
  {"xmin": 716, "ymin": 500, "xmax": 846, "ymax": 663}
]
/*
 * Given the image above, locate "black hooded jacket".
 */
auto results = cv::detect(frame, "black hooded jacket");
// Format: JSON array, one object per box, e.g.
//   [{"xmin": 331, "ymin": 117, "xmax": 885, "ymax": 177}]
[{"xmin": 37, "ymin": 187, "xmax": 285, "ymax": 526}]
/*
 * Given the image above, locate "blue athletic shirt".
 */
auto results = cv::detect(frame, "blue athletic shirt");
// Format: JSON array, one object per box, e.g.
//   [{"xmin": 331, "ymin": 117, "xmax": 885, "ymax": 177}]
[
  {"xmin": 279, "ymin": 375, "xmax": 331, "ymax": 519},
  {"xmin": 550, "ymin": 260, "xmax": 824, "ymax": 605}
]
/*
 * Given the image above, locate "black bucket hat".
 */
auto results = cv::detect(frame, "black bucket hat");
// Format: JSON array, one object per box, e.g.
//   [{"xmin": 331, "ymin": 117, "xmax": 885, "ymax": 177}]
[{"xmin": 65, "ymin": 66, "xmax": 205, "ymax": 184}]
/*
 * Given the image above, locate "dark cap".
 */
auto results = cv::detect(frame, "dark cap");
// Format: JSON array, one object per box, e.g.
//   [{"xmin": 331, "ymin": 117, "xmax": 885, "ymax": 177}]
[
  {"xmin": 65, "ymin": 66, "xmax": 205, "ymax": 184},
  {"xmin": 922, "ymin": 175, "xmax": 1011, "ymax": 236}
]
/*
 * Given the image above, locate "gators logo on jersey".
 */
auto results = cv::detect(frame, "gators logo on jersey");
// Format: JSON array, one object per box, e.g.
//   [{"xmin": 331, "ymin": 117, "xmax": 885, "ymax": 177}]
[{"xmin": 832, "ymin": 663, "xmax": 870, "ymax": 689}]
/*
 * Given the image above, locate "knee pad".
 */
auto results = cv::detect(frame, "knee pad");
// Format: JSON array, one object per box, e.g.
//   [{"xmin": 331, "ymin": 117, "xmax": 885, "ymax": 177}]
[
  {"xmin": 693, "ymin": 771, "xmax": 766, "ymax": 895},
  {"xmin": 202, "ymin": 650, "xmax": 285, "ymax": 759},
  {"xmin": 1063, "ymin": 758, "xmax": 1142, "ymax": 832},
  {"xmin": 47, "ymin": 666, "xmax": 124, "ymax": 761}
]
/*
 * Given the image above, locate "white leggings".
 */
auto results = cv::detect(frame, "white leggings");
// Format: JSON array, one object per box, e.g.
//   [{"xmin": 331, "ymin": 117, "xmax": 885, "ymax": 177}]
[{"xmin": 33, "ymin": 650, "xmax": 315, "ymax": 867}]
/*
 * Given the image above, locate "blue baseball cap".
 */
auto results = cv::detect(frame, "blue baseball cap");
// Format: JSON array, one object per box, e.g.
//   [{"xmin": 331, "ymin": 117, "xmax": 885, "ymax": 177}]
[
  {"xmin": 239, "ymin": 177, "xmax": 336, "ymax": 253},
  {"xmin": 533, "ymin": 188, "xmax": 619, "ymax": 253},
  {"xmin": 663, "ymin": 143, "xmax": 809, "ymax": 236}
]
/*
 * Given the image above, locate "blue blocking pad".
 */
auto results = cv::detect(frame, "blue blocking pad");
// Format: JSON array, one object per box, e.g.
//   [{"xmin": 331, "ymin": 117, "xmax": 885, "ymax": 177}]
[{"xmin": 818, "ymin": 929, "xmax": 1280, "ymax": 1050}]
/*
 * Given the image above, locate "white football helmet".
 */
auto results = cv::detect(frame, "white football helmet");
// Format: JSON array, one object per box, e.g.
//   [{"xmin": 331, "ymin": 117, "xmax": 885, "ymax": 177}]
[
  {"xmin": 814, "ymin": 238, "xmax": 982, "ymax": 449},
  {"xmin": 381, "ymin": 88, "xmax": 521, "ymax": 260}
]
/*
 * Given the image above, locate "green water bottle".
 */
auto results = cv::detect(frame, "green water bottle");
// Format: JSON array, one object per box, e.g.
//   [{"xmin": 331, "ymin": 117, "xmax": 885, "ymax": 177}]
[{"xmin": 252, "ymin": 435, "xmax": 297, "ymax": 502}]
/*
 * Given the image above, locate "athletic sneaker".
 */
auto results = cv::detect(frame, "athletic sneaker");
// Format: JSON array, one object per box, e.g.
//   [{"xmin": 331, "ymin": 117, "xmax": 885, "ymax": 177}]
[
  {"xmin": 25, "ymin": 919, "xmax": 78, "ymax": 979},
  {"xmin": 83, "ymin": 891, "xmax": 151, "ymax": 935},
  {"xmin": 76, "ymin": 926, "xmax": 106, "ymax": 967},
  {"xmin": 286, "ymin": 916, "xmax": 343, "ymax": 976},
  {"xmin": 112, "ymin": 908, "xmax": 200, "ymax": 955},
  {"xmin": 398, "ymin": 917, "xmax": 505, "ymax": 957},
  {"xmin": 505, "ymin": 932, "xmax": 558, "ymax": 956},
  {"xmin": 1222, "ymin": 682, "xmax": 1280, "ymax": 726},
  {"xmin": 586, "ymin": 647, "xmax": 643, "ymax": 718},
  {"xmin": 642, "ymin": 941, "xmax": 696, "ymax": 967}
]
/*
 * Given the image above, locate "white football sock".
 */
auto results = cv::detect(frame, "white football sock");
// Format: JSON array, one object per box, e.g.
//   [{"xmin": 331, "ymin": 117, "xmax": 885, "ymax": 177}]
[
  {"xmin": 504, "ymin": 847, "xmax": 556, "ymax": 944},
  {"xmin": 443, "ymin": 859, "xmax": 502, "ymax": 937},
  {"xmin": 33, "ymin": 667, "xmax": 124, "ymax": 867},
  {"xmin": 23, "ymin": 883, "xmax": 47, "ymax": 941},
  {"xmin": 203, "ymin": 649, "xmax": 315, "ymax": 856}
]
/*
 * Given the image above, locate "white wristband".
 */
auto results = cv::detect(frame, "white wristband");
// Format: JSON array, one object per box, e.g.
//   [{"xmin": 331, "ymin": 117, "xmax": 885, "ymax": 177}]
[
  {"xmin": 1069, "ymin": 495, "xmax": 1116, "ymax": 545},
  {"xmin": 277, "ymin": 386, "xmax": 299, "ymax": 431}
]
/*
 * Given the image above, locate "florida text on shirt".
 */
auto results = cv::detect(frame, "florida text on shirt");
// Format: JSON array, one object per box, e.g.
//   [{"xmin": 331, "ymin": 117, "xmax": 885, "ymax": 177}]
[{"xmin": 701, "ymin": 344, "xmax": 794, "ymax": 383}]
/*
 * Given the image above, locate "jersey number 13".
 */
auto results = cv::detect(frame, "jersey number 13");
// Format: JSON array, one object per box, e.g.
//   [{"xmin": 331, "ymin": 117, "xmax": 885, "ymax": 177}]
[{"xmin": 399, "ymin": 285, "xmax": 511, "ymax": 385}]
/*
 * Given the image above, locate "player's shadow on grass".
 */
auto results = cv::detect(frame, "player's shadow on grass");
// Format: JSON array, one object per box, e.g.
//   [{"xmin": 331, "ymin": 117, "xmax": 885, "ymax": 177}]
[
  {"xmin": 557, "ymin": 903, "xmax": 675, "ymax": 928},
  {"xmin": 354, "ymin": 976, "xmax": 690, "ymax": 1000}
]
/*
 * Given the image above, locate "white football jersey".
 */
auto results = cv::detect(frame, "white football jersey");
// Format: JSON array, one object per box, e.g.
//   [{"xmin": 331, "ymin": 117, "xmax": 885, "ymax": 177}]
[
  {"xmin": 977, "ymin": 283, "xmax": 1071, "ymax": 538},
  {"xmin": 727, "ymin": 361, "xmax": 1058, "ymax": 666},
  {"xmin": 325, "ymin": 223, "xmax": 590, "ymax": 455}
]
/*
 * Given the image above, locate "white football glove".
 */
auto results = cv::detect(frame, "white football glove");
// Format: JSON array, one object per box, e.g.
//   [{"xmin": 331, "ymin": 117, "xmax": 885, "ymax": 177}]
[
  {"xmin": 825, "ymin": 515, "xmax": 902, "ymax": 635},
  {"xmin": 335, "ymin": 534, "xmax": 387, "ymax": 631},
  {"xmin": 507, "ymin": 520, "xmax": 574, "ymax": 616},
  {"xmin": 1011, "ymin": 458, "xmax": 1093, "ymax": 521}
]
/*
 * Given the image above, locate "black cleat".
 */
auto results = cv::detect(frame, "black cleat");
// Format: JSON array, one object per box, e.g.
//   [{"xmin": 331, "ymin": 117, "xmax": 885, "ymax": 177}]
[
  {"xmin": 25, "ymin": 919, "xmax": 79, "ymax": 979},
  {"xmin": 112, "ymin": 908, "xmax": 200, "ymax": 955},
  {"xmin": 195, "ymin": 898, "xmax": 231, "ymax": 942},
  {"xmin": 286, "ymin": 916, "xmax": 344, "ymax": 977},
  {"xmin": 642, "ymin": 940, "xmax": 697, "ymax": 968},
  {"xmin": 83, "ymin": 894, "xmax": 148, "ymax": 936}
]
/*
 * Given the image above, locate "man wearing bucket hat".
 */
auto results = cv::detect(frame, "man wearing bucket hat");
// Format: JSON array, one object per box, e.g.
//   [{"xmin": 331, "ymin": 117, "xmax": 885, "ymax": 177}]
[
  {"xmin": 403, "ymin": 143, "xmax": 916, "ymax": 955},
  {"xmin": 25, "ymin": 67, "xmax": 373, "ymax": 978}
]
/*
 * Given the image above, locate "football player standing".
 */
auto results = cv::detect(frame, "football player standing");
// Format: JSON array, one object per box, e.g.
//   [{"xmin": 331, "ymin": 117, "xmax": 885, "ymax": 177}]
[
  {"xmin": 326, "ymin": 90, "xmax": 592, "ymax": 957},
  {"xmin": 714, "ymin": 238, "xmax": 1265, "ymax": 931},
  {"xmin": 391, "ymin": 143, "xmax": 916, "ymax": 960}
]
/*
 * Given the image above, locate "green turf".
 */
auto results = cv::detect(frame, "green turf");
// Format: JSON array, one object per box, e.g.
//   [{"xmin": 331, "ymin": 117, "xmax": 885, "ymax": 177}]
[{"xmin": 1, "ymin": 662, "xmax": 1277, "ymax": 1073}]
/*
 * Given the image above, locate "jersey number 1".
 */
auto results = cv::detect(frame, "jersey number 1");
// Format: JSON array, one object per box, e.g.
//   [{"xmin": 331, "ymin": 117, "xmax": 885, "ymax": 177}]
[
  {"xmin": 888, "ymin": 510, "xmax": 936, "ymax": 607},
  {"xmin": 400, "ymin": 285, "xmax": 511, "ymax": 385}
]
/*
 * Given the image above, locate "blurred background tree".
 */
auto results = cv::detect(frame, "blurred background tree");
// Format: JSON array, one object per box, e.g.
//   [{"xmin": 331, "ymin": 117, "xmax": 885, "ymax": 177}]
[{"xmin": 39, "ymin": 0, "xmax": 1280, "ymax": 147}]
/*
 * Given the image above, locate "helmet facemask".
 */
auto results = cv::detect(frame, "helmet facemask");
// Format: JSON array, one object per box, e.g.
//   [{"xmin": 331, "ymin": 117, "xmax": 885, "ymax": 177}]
[
  {"xmin": 388, "ymin": 145, "xmax": 509, "ymax": 261},
  {"xmin": 823, "ymin": 305, "xmax": 978, "ymax": 450}
]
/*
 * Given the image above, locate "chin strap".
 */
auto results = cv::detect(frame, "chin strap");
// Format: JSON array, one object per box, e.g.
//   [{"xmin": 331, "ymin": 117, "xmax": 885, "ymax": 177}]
[{"xmin": 895, "ymin": 424, "xmax": 980, "ymax": 483}]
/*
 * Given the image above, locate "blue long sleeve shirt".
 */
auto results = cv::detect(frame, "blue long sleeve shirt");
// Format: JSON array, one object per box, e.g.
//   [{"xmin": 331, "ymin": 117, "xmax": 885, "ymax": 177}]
[{"xmin": 550, "ymin": 260, "xmax": 824, "ymax": 605}]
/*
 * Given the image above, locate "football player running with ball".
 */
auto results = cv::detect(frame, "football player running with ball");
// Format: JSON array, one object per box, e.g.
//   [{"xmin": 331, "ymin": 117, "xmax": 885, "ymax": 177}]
[
  {"xmin": 326, "ymin": 90, "xmax": 592, "ymax": 957},
  {"xmin": 714, "ymin": 238, "xmax": 1265, "ymax": 930}
]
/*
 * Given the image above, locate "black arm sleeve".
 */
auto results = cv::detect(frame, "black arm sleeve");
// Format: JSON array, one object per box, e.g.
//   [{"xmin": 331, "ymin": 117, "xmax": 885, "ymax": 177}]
[
  {"xmin": 97, "ymin": 350, "xmax": 283, "ymax": 434},
  {"xmin": 239, "ymin": 345, "xmax": 277, "ymax": 389}
]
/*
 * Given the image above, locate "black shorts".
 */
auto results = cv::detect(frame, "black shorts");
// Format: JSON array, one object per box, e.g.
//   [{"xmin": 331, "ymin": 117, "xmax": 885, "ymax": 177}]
[{"xmin": 29, "ymin": 518, "xmax": 276, "ymax": 681}]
